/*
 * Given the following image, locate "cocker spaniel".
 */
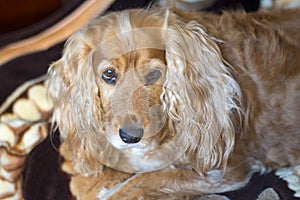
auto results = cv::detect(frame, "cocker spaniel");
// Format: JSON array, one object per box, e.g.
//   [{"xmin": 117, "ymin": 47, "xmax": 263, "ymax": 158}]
[{"xmin": 47, "ymin": 6, "xmax": 300, "ymax": 199}]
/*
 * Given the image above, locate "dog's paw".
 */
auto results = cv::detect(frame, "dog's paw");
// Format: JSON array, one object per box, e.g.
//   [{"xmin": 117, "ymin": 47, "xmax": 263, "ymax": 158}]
[
  {"xmin": 97, "ymin": 186, "xmax": 124, "ymax": 200},
  {"xmin": 275, "ymin": 165, "xmax": 300, "ymax": 197},
  {"xmin": 97, "ymin": 187, "xmax": 110, "ymax": 200},
  {"xmin": 97, "ymin": 174, "xmax": 143, "ymax": 200}
]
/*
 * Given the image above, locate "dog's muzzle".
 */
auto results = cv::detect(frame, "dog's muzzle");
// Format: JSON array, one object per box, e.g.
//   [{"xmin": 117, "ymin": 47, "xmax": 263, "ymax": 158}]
[{"xmin": 119, "ymin": 126, "xmax": 144, "ymax": 144}]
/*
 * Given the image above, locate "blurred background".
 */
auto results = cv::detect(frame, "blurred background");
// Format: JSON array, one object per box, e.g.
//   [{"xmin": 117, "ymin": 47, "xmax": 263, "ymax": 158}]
[
  {"xmin": 0, "ymin": 0, "xmax": 261, "ymax": 35},
  {"xmin": 0, "ymin": 0, "xmax": 84, "ymax": 34}
]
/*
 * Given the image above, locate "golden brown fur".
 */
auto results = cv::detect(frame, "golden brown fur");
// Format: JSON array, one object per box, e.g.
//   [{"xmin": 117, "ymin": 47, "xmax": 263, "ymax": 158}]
[{"xmin": 47, "ymin": 7, "xmax": 300, "ymax": 198}]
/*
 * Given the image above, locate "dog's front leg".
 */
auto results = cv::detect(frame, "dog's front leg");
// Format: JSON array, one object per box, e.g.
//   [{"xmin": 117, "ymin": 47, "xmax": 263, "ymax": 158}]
[{"xmin": 98, "ymin": 167, "xmax": 252, "ymax": 199}]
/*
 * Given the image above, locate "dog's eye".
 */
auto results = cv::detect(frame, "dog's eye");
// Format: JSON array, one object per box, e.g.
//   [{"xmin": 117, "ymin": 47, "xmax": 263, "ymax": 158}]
[
  {"xmin": 102, "ymin": 68, "xmax": 117, "ymax": 85},
  {"xmin": 146, "ymin": 69, "xmax": 162, "ymax": 85}
]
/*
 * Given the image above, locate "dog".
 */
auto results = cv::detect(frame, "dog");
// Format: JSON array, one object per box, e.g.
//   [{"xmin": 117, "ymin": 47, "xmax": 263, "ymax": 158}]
[
  {"xmin": 157, "ymin": 0, "xmax": 217, "ymax": 10},
  {"xmin": 47, "ymin": 6, "xmax": 300, "ymax": 199}
]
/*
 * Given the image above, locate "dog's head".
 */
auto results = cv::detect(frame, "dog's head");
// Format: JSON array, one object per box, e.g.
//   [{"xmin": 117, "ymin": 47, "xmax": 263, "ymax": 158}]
[{"xmin": 47, "ymin": 8, "xmax": 241, "ymax": 174}]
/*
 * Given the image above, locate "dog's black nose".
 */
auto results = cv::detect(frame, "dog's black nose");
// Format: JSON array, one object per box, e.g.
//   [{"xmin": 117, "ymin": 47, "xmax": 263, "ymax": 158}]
[{"xmin": 119, "ymin": 126, "xmax": 144, "ymax": 144}]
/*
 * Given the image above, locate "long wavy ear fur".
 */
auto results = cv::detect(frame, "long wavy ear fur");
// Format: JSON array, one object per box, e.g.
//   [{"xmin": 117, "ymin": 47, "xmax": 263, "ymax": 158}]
[
  {"xmin": 163, "ymin": 18, "xmax": 242, "ymax": 172},
  {"xmin": 47, "ymin": 30, "xmax": 104, "ymax": 174}
]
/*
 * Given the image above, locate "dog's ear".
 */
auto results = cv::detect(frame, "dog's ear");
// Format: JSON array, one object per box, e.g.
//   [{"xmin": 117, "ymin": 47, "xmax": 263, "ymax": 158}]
[
  {"xmin": 47, "ymin": 31, "xmax": 104, "ymax": 174},
  {"xmin": 163, "ymin": 19, "xmax": 242, "ymax": 172}
]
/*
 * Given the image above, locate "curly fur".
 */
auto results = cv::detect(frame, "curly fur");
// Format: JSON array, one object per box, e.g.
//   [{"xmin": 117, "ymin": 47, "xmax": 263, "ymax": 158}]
[{"xmin": 47, "ymin": 6, "xmax": 300, "ymax": 197}]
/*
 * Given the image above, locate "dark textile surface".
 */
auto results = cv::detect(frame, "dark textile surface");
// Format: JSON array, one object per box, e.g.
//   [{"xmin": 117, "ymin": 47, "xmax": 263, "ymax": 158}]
[
  {"xmin": 22, "ymin": 132, "xmax": 73, "ymax": 200},
  {"xmin": 0, "ymin": 43, "xmax": 64, "ymax": 105},
  {"xmin": 0, "ymin": 0, "xmax": 84, "ymax": 48}
]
